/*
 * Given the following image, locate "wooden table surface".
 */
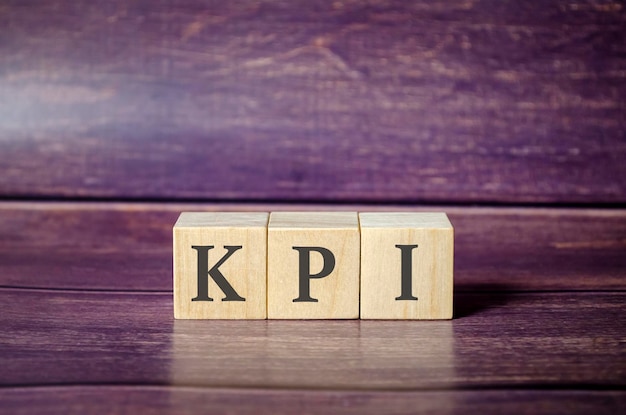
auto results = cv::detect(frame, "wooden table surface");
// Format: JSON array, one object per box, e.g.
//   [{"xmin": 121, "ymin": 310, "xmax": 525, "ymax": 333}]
[{"xmin": 0, "ymin": 202, "xmax": 624, "ymax": 414}]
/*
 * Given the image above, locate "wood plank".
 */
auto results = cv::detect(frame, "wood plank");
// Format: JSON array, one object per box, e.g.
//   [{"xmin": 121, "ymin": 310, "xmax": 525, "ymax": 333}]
[
  {"xmin": 0, "ymin": 202, "xmax": 624, "ymax": 291},
  {"xmin": 0, "ymin": 1, "xmax": 624, "ymax": 203},
  {"xmin": 0, "ymin": 289, "xmax": 623, "ymax": 389},
  {"xmin": 0, "ymin": 386, "xmax": 624, "ymax": 415}
]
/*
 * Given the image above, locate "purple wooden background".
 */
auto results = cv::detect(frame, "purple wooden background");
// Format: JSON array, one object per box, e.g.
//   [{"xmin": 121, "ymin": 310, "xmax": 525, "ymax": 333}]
[
  {"xmin": 1, "ymin": 1, "xmax": 625, "ymax": 414},
  {"xmin": 1, "ymin": 0, "xmax": 624, "ymax": 203}
]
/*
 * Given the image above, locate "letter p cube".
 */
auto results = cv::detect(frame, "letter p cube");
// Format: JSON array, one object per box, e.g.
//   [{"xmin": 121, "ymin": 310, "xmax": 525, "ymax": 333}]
[{"xmin": 267, "ymin": 212, "xmax": 360, "ymax": 319}]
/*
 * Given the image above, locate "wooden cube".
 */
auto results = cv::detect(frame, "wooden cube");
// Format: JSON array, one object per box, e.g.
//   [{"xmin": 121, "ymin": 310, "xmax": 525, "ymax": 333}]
[
  {"xmin": 359, "ymin": 212, "xmax": 454, "ymax": 319},
  {"xmin": 173, "ymin": 212, "xmax": 268, "ymax": 319},
  {"xmin": 267, "ymin": 212, "xmax": 360, "ymax": 319}
]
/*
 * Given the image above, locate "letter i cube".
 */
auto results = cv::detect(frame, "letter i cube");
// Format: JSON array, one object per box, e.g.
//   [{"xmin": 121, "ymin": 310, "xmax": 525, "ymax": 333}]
[
  {"xmin": 173, "ymin": 212, "xmax": 268, "ymax": 319},
  {"xmin": 359, "ymin": 212, "xmax": 454, "ymax": 319}
]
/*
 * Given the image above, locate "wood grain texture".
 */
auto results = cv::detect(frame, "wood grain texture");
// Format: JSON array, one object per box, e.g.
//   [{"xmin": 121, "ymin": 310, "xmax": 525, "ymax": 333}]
[
  {"xmin": 173, "ymin": 212, "xmax": 268, "ymax": 319},
  {"xmin": 360, "ymin": 212, "xmax": 454, "ymax": 319},
  {"xmin": 1, "ymin": 387, "xmax": 624, "ymax": 415},
  {"xmin": 0, "ymin": 289, "xmax": 623, "ymax": 390},
  {"xmin": 0, "ymin": 0, "xmax": 624, "ymax": 203},
  {"xmin": 0, "ymin": 202, "xmax": 624, "ymax": 291},
  {"xmin": 267, "ymin": 212, "xmax": 360, "ymax": 319}
]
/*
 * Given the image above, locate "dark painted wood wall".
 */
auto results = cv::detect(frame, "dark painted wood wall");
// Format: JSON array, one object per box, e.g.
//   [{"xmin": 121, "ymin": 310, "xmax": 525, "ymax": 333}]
[
  {"xmin": 1, "ymin": 2, "xmax": 625, "ymax": 413},
  {"xmin": 1, "ymin": 0, "xmax": 624, "ymax": 204}
]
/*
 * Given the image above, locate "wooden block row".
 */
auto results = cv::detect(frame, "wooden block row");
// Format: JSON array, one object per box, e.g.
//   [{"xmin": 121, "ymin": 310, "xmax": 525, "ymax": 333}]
[{"xmin": 173, "ymin": 212, "xmax": 453, "ymax": 320}]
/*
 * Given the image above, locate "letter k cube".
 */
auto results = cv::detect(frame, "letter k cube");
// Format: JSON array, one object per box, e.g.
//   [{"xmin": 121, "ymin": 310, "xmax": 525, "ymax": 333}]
[{"xmin": 173, "ymin": 212, "xmax": 269, "ymax": 319}]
